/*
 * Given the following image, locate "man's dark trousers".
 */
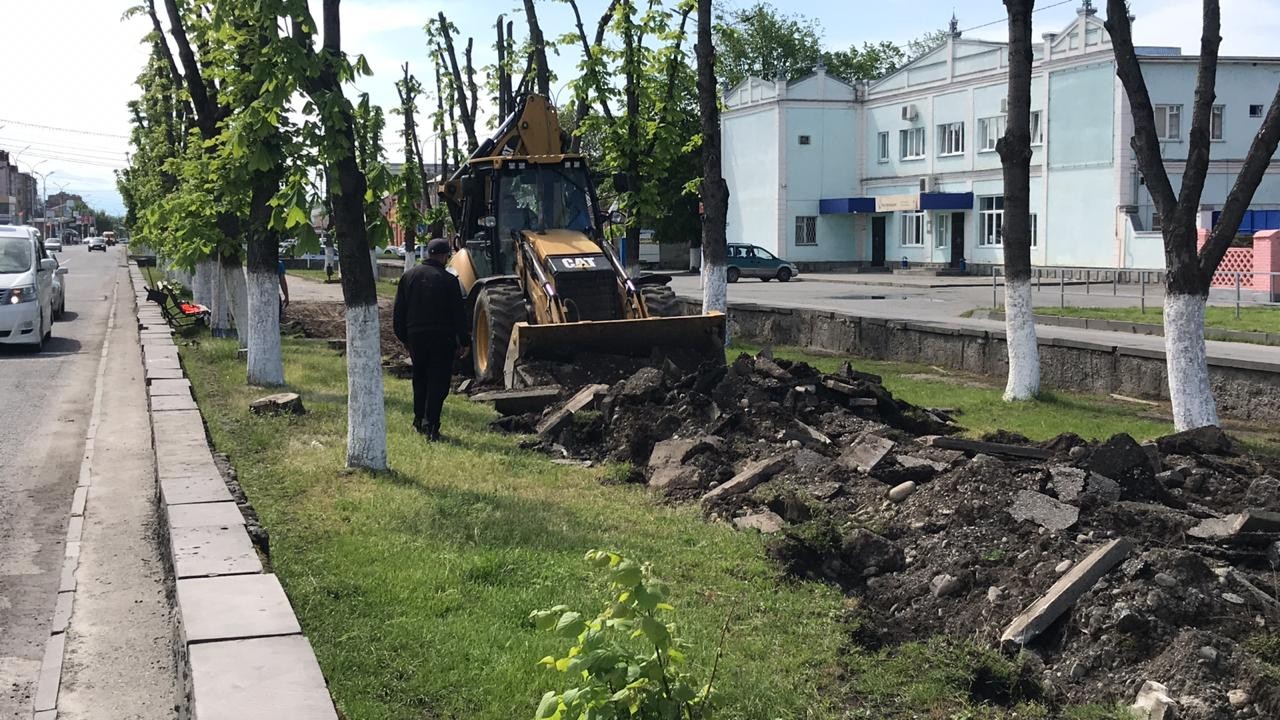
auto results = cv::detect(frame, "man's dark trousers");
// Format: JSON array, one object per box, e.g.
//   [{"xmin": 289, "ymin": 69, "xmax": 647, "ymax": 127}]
[{"xmin": 407, "ymin": 332, "xmax": 456, "ymax": 433}]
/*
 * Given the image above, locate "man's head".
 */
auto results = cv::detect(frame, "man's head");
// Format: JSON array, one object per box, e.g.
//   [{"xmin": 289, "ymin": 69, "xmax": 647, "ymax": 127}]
[{"xmin": 426, "ymin": 238, "xmax": 451, "ymax": 264}]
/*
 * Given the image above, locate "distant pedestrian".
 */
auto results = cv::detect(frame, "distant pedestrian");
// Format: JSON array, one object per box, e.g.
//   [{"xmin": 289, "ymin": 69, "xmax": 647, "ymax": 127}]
[
  {"xmin": 277, "ymin": 259, "xmax": 290, "ymax": 313},
  {"xmin": 393, "ymin": 238, "xmax": 469, "ymax": 440}
]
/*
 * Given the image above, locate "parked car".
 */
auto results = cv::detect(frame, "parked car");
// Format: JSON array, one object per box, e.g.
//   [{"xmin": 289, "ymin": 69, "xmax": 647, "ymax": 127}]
[
  {"xmin": 726, "ymin": 243, "xmax": 799, "ymax": 283},
  {"xmin": 49, "ymin": 254, "xmax": 67, "ymax": 320},
  {"xmin": 87, "ymin": 236, "xmax": 107, "ymax": 252},
  {"xmin": 0, "ymin": 225, "xmax": 61, "ymax": 351},
  {"xmin": 44, "ymin": 237, "xmax": 63, "ymax": 253}
]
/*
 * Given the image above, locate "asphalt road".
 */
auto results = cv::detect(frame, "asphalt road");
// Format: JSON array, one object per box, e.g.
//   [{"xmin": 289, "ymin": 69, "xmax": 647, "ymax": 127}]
[{"xmin": 0, "ymin": 244, "xmax": 119, "ymax": 718}]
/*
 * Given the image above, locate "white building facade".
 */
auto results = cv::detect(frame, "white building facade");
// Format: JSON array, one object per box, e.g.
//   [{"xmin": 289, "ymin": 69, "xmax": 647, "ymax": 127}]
[{"xmin": 721, "ymin": 6, "xmax": 1280, "ymax": 271}]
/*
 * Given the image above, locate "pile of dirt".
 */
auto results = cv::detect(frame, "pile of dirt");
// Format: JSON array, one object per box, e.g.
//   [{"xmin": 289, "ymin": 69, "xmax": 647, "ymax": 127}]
[
  {"xmin": 283, "ymin": 299, "xmax": 408, "ymax": 362},
  {"xmin": 484, "ymin": 352, "xmax": 1280, "ymax": 719}
]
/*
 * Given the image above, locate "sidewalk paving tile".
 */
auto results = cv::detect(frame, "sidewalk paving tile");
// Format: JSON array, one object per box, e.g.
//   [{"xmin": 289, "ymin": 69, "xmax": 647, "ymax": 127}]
[
  {"xmin": 152, "ymin": 394, "xmax": 199, "ymax": 412},
  {"xmin": 160, "ymin": 475, "xmax": 234, "ymax": 506},
  {"xmin": 189, "ymin": 635, "xmax": 337, "ymax": 720},
  {"xmin": 171, "ymin": 524, "xmax": 262, "ymax": 578},
  {"xmin": 167, "ymin": 501, "xmax": 245, "ymax": 528},
  {"xmin": 177, "ymin": 574, "xmax": 301, "ymax": 643},
  {"xmin": 145, "ymin": 356, "xmax": 181, "ymax": 370},
  {"xmin": 146, "ymin": 366, "xmax": 186, "ymax": 381},
  {"xmin": 148, "ymin": 378, "xmax": 193, "ymax": 397}
]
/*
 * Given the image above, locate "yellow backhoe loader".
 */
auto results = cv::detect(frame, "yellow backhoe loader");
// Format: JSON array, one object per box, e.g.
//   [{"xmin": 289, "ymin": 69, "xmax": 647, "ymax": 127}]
[{"xmin": 439, "ymin": 94, "xmax": 725, "ymax": 387}]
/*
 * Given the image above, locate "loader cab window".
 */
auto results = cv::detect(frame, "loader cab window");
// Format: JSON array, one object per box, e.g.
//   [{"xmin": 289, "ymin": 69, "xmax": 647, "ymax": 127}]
[{"xmin": 497, "ymin": 164, "xmax": 596, "ymax": 237}]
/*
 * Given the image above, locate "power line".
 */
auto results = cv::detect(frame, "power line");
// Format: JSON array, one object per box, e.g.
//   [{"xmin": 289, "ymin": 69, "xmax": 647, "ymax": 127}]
[
  {"xmin": 0, "ymin": 135, "xmax": 130, "ymax": 154},
  {"xmin": 0, "ymin": 118, "xmax": 130, "ymax": 139},
  {"xmin": 959, "ymin": 0, "xmax": 1077, "ymax": 34},
  {"xmin": 0, "ymin": 139, "xmax": 130, "ymax": 162}
]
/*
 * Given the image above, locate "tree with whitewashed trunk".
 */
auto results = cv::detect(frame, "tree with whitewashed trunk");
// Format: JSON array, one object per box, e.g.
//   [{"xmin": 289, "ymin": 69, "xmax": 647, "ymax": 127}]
[
  {"xmin": 1106, "ymin": 1, "xmax": 1280, "ymax": 430},
  {"xmin": 696, "ymin": 0, "xmax": 728, "ymax": 322},
  {"xmin": 996, "ymin": 0, "xmax": 1040, "ymax": 401}
]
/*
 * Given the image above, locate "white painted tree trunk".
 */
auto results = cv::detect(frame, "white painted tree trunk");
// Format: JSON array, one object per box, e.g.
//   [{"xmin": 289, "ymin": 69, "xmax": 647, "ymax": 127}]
[
  {"xmin": 209, "ymin": 262, "xmax": 230, "ymax": 336},
  {"xmin": 369, "ymin": 250, "xmax": 379, "ymax": 283},
  {"xmin": 246, "ymin": 270, "xmax": 284, "ymax": 386},
  {"xmin": 324, "ymin": 244, "xmax": 335, "ymax": 277},
  {"xmin": 404, "ymin": 251, "xmax": 414, "ymax": 275},
  {"xmin": 224, "ymin": 262, "xmax": 249, "ymax": 350},
  {"xmin": 1164, "ymin": 293, "xmax": 1219, "ymax": 430},
  {"xmin": 345, "ymin": 303, "xmax": 388, "ymax": 470},
  {"xmin": 702, "ymin": 261, "xmax": 729, "ymax": 345},
  {"xmin": 193, "ymin": 259, "xmax": 215, "ymax": 307},
  {"xmin": 1002, "ymin": 277, "xmax": 1041, "ymax": 401}
]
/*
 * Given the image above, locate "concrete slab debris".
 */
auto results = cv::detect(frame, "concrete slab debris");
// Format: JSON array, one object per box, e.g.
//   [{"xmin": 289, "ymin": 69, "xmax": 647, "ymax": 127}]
[
  {"xmin": 1000, "ymin": 538, "xmax": 1133, "ymax": 647},
  {"xmin": 1008, "ymin": 490, "xmax": 1079, "ymax": 532},
  {"xmin": 930, "ymin": 436, "xmax": 1051, "ymax": 460},
  {"xmin": 702, "ymin": 454, "xmax": 791, "ymax": 503},
  {"xmin": 536, "ymin": 383, "xmax": 609, "ymax": 437},
  {"xmin": 838, "ymin": 433, "xmax": 895, "ymax": 474},
  {"xmin": 472, "ymin": 386, "xmax": 562, "ymax": 416},
  {"xmin": 732, "ymin": 510, "xmax": 785, "ymax": 533}
]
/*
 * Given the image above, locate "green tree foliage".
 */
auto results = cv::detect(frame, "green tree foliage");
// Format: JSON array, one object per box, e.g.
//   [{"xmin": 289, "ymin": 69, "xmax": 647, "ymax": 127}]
[{"xmin": 714, "ymin": 2, "xmax": 942, "ymax": 87}]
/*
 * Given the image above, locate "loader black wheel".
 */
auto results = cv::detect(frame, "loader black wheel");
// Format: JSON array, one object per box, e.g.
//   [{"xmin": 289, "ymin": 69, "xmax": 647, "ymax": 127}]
[
  {"xmin": 640, "ymin": 284, "xmax": 681, "ymax": 318},
  {"xmin": 472, "ymin": 284, "xmax": 526, "ymax": 385}
]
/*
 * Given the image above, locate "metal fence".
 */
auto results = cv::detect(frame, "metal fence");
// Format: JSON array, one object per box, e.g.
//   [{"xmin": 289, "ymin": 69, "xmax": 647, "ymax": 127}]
[{"xmin": 987, "ymin": 265, "xmax": 1280, "ymax": 317}]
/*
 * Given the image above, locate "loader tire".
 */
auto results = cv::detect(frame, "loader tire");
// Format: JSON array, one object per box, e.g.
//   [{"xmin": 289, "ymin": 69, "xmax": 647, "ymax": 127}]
[
  {"xmin": 640, "ymin": 284, "xmax": 681, "ymax": 318},
  {"xmin": 472, "ymin": 284, "xmax": 526, "ymax": 385}
]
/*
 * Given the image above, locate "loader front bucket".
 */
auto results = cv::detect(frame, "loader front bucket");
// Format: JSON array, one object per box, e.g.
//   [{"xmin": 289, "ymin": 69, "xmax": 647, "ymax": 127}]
[{"xmin": 503, "ymin": 313, "xmax": 726, "ymax": 388}]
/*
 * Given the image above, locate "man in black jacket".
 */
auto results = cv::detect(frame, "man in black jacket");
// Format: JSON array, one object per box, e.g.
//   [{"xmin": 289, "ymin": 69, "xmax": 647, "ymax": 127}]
[{"xmin": 393, "ymin": 238, "xmax": 470, "ymax": 440}]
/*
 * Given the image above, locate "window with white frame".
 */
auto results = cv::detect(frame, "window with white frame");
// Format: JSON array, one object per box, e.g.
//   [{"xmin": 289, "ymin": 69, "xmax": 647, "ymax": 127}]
[
  {"xmin": 798, "ymin": 135, "xmax": 812, "ymax": 145},
  {"xmin": 935, "ymin": 213, "xmax": 949, "ymax": 248},
  {"xmin": 900, "ymin": 127, "xmax": 926, "ymax": 160},
  {"xmin": 1030, "ymin": 110, "xmax": 1043, "ymax": 145},
  {"xmin": 1250, "ymin": 104, "xmax": 1265, "ymax": 118},
  {"xmin": 877, "ymin": 132, "xmax": 889, "ymax": 163},
  {"xmin": 1211, "ymin": 105, "xmax": 1224, "ymax": 140},
  {"xmin": 795, "ymin": 216, "xmax": 817, "ymax": 246},
  {"xmin": 978, "ymin": 116, "xmax": 1006, "ymax": 152},
  {"xmin": 937, "ymin": 122, "xmax": 965, "ymax": 156},
  {"xmin": 901, "ymin": 212, "xmax": 926, "ymax": 246},
  {"xmin": 1154, "ymin": 104, "xmax": 1182, "ymax": 140},
  {"xmin": 979, "ymin": 196, "xmax": 1004, "ymax": 246}
]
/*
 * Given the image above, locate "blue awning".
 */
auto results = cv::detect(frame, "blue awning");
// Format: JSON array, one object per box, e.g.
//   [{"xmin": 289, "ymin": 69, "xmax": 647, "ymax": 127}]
[
  {"xmin": 919, "ymin": 192, "xmax": 974, "ymax": 211},
  {"xmin": 1213, "ymin": 208, "xmax": 1280, "ymax": 234},
  {"xmin": 819, "ymin": 197, "xmax": 876, "ymax": 214}
]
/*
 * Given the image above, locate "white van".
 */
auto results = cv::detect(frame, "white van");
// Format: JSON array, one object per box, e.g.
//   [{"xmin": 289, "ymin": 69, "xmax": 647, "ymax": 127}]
[{"xmin": 0, "ymin": 225, "xmax": 60, "ymax": 351}]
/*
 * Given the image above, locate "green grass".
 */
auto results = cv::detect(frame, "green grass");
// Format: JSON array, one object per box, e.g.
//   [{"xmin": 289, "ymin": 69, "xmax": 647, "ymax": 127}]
[
  {"xmin": 287, "ymin": 268, "xmax": 400, "ymax": 299},
  {"xmin": 1030, "ymin": 305, "xmax": 1280, "ymax": 335},
  {"xmin": 181, "ymin": 336, "xmax": 849, "ymax": 720},
  {"xmin": 732, "ymin": 342, "xmax": 1174, "ymax": 442}
]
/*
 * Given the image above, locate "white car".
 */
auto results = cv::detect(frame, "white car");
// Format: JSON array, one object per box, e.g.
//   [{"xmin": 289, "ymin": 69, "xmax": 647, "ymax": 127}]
[
  {"xmin": 87, "ymin": 236, "xmax": 108, "ymax": 252},
  {"xmin": 0, "ymin": 225, "xmax": 62, "ymax": 351},
  {"xmin": 44, "ymin": 237, "xmax": 63, "ymax": 253}
]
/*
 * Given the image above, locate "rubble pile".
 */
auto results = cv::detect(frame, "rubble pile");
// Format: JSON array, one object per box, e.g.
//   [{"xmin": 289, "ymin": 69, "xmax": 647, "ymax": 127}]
[{"xmin": 479, "ymin": 353, "xmax": 1280, "ymax": 719}]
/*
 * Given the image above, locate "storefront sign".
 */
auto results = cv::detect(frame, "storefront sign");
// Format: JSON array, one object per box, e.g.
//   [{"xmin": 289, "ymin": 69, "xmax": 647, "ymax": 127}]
[{"xmin": 874, "ymin": 194, "xmax": 919, "ymax": 212}]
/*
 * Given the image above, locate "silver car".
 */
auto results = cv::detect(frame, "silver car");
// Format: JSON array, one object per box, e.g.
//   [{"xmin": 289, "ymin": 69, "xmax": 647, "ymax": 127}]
[{"xmin": 726, "ymin": 244, "xmax": 800, "ymax": 283}]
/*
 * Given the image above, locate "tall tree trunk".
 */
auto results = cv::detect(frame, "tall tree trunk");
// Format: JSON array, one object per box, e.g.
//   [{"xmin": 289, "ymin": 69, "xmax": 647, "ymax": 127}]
[
  {"xmin": 221, "ymin": 252, "xmax": 249, "ymax": 350},
  {"xmin": 496, "ymin": 15, "xmax": 508, "ymax": 118},
  {"xmin": 696, "ymin": 0, "xmax": 727, "ymax": 320},
  {"xmin": 193, "ymin": 258, "xmax": 215, "ymax": 306},
  {"xmin": 523, "ymin": 0, "xmax": 551, "ymax": 96},
  {"xmin": 209, "ymin": 255, "xmax": 229, "ymax": 335},
  {"xmin": 245, "ymin": 170, "xmax": 284, "ymax": 386},
  {"xmin": 621, "ymin": 0, "xmax": 641, "ymax": 272},
  {"xmin": 309, "ymin": 0, "xmax": 387, "ymax": 471},
  {"xmin": 997, "ymin": 0, "xmax": 1039, "ymax": 401},
  {"xmin": 436, "ymin": 12, "xmax": 479, "ymax": 151}
]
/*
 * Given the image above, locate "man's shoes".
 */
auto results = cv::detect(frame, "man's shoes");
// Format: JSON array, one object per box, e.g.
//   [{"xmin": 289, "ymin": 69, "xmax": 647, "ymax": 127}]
[{"xmin": 413, "ymin": 419, "xmax": 429, "ymax": 435}]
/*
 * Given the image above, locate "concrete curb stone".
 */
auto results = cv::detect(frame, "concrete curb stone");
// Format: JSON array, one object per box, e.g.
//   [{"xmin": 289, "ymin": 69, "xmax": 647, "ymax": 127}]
[{"xmin": 128, "ymin": 261, "xmax": 340, "ymax": 718}]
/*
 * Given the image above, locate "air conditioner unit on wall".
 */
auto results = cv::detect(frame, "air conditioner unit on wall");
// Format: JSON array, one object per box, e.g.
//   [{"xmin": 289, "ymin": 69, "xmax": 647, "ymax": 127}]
[
  {"xmin": 901, "ymin": 104, "xmax": 918, "ymax": 121},
  {"xmin": 919, "ymin": 176, "xmax": 932, "ymax": 193}
]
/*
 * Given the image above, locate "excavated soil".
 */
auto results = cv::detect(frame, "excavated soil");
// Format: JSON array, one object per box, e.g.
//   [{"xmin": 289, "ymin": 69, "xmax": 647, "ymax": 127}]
[
  {"xmin": 488, "ymin": 352, "xmax": 1280, "ymax": 719},
  {"xmin": 284, "ymin": 299, "xmax": 408, "ymax": 361}
]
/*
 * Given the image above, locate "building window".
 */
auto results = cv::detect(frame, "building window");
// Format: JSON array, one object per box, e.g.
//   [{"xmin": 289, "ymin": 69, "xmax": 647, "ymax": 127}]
[
  {"xmin": 901, "ymin": 212, "xmax": 926, "ymax": 247},
  {"xmin": 1250, "ymin": 104, "xmax": 1265, "ymax": 118},
  {"xmin": 1030, "ymin": 213, "xmax": 1039, "ymax": 248},
  {"xmin": 877, "ymin": 132, "xmax": 889, "ymax": 163},
  {"xmin": 1151, "ymin": 211, "xmax": 1162, "ymax": 231},
  {"xmin": 978, "ymin": 116, "xmax": 1005, "ymax": 152},
  {"xmin": 795, "ymin": 216, "xmax": 817, "ymax": 246},
  {"xmin": 900, "ymin": 127, "xmax": 926, "ymax": 160},
  {"xmin": 937, "ymin": 122, "xmax": 965, "ymax": 156},
  {"xmin": 798, "ymin": 135, "xmax": 812, "ymax": 145},
  {"xmin": 1154, "ymin": 104, "xmax": 1182, "ymax": 140},
  {"xmin": 1211, "ymin": 105, "xmax": 1224, "ymax": 140},
  {"xmin": 935, "ymin": 213, "xmax": 949, "ymax": 248},
  {"xmin": 979, "ymin": 196, "xmax": 1004, "ymax": 247},
  {"xmin": 1030, "ymin": 110, "xmax": 1044, "ymax": 145}
]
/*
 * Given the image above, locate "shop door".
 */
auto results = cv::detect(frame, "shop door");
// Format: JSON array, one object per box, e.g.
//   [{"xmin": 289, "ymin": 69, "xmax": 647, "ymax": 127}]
[{"xmin": 871, "ymin": 216, "xmax": 886, "ymax": 267}]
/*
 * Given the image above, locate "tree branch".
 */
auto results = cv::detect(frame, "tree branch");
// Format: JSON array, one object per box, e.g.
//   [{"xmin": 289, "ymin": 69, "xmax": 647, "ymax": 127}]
[
  {"xmin": 523, "ymin": 0, "xmax": 551, "ymax": 96},
  {"xmin": 161, "ymin": 0, "xmax": 218, "ymax": 138},
  {"xmin": 145, "ymin": 0, "xmax": 184, "ymax": 94},
  {"xmin": 1175, "ymin": 0, "xmax": 1222, "ymax": 225},
  {"xmin": 1200, "ymin": 81, "xmax": 1280, "ymax": 278},
  {"xmin": 435, "ymin": 12, "xmax": 479, "ymax": 151},
  {"xmin": 1103, "ymin": 1, "xmax": 1178, "ymax": 221},
  {"xmin": 642, "ymin": 5, "xmax": 692, "ymax": 158},
  {"xmin": 568, "ymin": 0, "xmax": 620, "ymax": 126}
]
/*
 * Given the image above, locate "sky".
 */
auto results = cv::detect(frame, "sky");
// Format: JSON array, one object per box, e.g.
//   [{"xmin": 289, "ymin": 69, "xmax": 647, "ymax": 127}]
[{"xmin": 1, "ymin": 0, "xmax": 1277, "ymax": 217}]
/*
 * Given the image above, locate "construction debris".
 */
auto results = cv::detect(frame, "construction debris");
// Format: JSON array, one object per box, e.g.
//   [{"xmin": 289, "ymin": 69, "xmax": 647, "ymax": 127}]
[
  {"xmin": 248, "ymin": 393, "xmax": 305, "ymax": 415},
  {"xmin": 487, "ymin": 351, "xmax": 1280, "ymax": 717},
  {"xmin": 471, "ymin": 386, "xmax": 562, "ymax": 416}
]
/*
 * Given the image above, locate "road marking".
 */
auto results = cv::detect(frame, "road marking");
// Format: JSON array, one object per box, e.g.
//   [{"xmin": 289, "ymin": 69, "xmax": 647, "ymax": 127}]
[{"xmin": 30, "ymin": 269, "xmax": 119, "ymax": 719}]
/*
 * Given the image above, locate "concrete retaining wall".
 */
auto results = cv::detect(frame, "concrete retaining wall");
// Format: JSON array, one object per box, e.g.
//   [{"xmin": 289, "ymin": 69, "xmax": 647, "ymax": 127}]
[
  {"xmin": 684, "ymin": 300, "xmax": 1280, "ymax": 423},
  {"xmin": 973, "ymin": 310, "xmax": 1280, "ymax": 347}
]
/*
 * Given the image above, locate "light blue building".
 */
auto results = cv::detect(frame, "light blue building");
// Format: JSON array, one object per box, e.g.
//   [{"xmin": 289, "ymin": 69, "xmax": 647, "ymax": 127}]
[{"xmin": 721, "ymin": 5, "xmax": 1280, "ymax": 271}]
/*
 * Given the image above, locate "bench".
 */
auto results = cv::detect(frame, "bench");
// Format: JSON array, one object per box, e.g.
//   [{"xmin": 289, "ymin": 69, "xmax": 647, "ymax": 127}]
[{"xmin": 146, "ymin": 282, "xmax": 210, "ymax": 329}]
